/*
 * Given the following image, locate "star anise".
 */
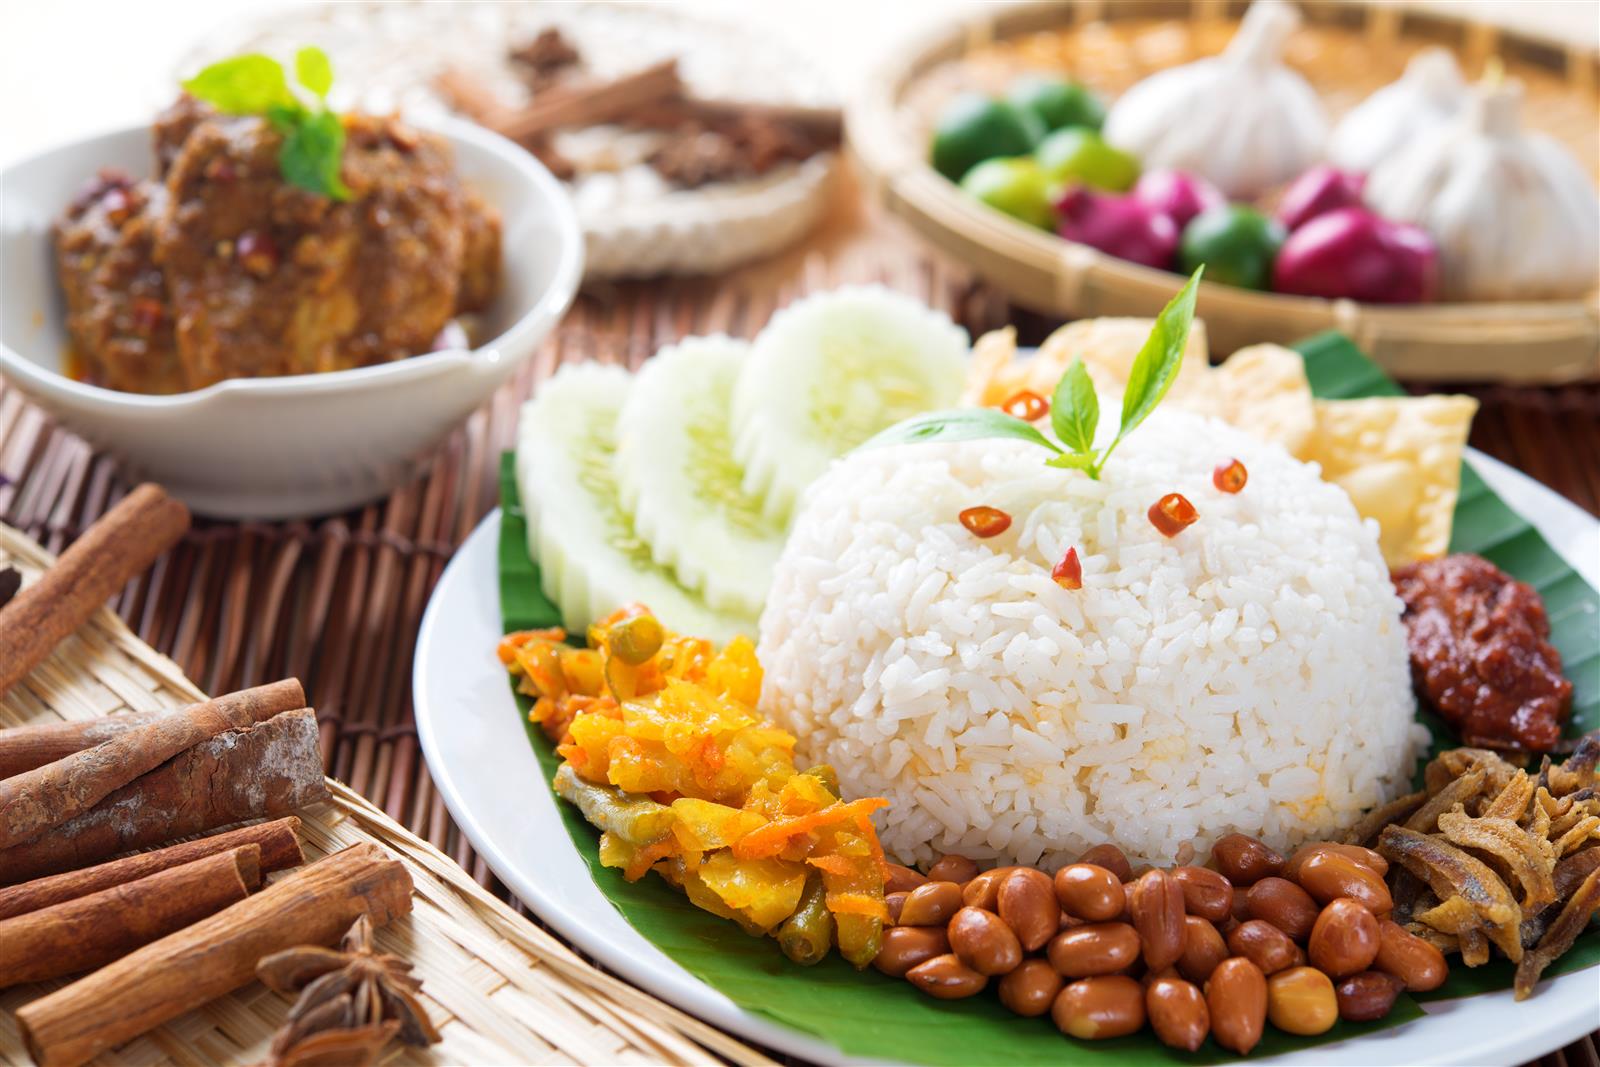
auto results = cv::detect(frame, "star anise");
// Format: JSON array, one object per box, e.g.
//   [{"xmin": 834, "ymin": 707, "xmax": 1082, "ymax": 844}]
[{"xmin": 256, "ymin": 914, "xmax": 440, "ymax": 1067}]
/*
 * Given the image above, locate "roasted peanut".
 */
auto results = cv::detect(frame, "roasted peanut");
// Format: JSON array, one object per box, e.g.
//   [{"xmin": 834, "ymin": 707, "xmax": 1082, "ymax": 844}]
[
  {"xmin": 998, "ymin": 868, "xmax": 1061, "ymax": 951},
  {"xmin": 1171, "ymin": 865, "xmax": 1234, "ymax": 923},
  {"xmin": 1054, "ymin": 863, "xmax": 1125, "ymax": 922},
  {"xmin": 1296, "ymin": 852, "xmax": 1393, "ymax": 915},
  {"xmin": 886, "ymin": 863, "xmax": 928, "ymax": 894},
  {"xmin": 1373, "ymin": 919, "xmax": 1448, "ymax": 992},
  {"xmin": 1051, "ymin": 976, "xmax": 1146, "ymax": 1040},
  {"xmin": 1245, "ymin": 877, "xmax": 1319, "ymax": 940},
  {"xmin": 948, "ymin": 906, "xmax": 1023, "ymax": 976},
  {"xmin": 885, "ymin": 891, "xmax": 907, "ymax": 926},
  {"xmin": 1212, "ymin": 834, "xmax": 1285, "ymax": 887},
  {"xmin": 1205, "ymin": 957, "xmax": 1268, "ymax": 1055},
  {"xmin": 1129, "ymin": 869, "xmax": 1187, "ymax": 970},
  {"xmin": 1309, "ymin": 898, "xmax": 1380, "ymax": 978},
  {"xmin": 1283, "ymin": 842, "xmax": 1388, "ymax": 880},
  {"xmin": 874, "ymin": 925, "xmax": 952, "ymax": 978},
  {"xmin": 1178, "ymin": 915, "xmax": 1229, "ymax": 984},
  {"xmin": 899, "ymin": 881, "xmax": 964, "ymax": 927},
  {"xmin": 1336, "ymin": 970, "xmax": 1406, "ymax": 1021},
  {"xmin": 926, "ymin": 855, "xmax": 981, "ymax": 886},
  {"xmin": 906, "ymin": 953, "xmax": 987, "ymax": 999},
  {"xmin": 1146, "ymin": 976, "xmax": 1210, "ymax": 1052},
  {"xmin": 961, "ymin": 866, "xmax": 1018, "ymax": 911},
  {"xmin": 1227, "ymin": 919, "xmax": 1305, "ymax": 975},
  {"xmin": 998, "ymin": 959, "xmax": 1064, "ymax": 1018},
  {"xmin": 1078, "ymin": 843, "xmax": 1133, "ymax": 883},
  {"xmin": 1047, "ymin": 922, "xmax": 1142, "ymax": 978},
  {"xmin": 1267, "ymin": 966, "xmax": 1338, "ymax": 1035}
]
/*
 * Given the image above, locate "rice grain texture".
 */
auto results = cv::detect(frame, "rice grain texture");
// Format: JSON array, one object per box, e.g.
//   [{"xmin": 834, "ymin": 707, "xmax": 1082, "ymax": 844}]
[{"xmin": 757, "ymin": 408, "xmax": 1424, "ymax": 868}]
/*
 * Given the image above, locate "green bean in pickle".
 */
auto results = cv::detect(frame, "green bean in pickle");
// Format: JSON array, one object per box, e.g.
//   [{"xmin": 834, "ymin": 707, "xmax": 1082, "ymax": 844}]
[
  {"xmin": 778, "ymin": 871, "xmax": 836, "ymax": 966},
  {"xmin": 554, "ymin": 764, "xmax": 676, "ymax": 846}
]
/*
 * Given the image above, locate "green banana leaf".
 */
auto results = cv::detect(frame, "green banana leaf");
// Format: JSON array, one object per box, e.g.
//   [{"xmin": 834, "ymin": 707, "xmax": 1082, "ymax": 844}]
[{"xmin": 495, "ymin": 331, "xmax": 1597, "ymax": 1064}]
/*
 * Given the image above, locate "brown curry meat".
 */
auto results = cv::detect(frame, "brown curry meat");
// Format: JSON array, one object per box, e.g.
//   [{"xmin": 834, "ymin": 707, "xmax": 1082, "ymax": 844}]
[
  {"xmin": 1392, "ymin": 554, "xmax": 1572, "ymax": 752},
  {"xmin": 55, "ymin": 96, "xmax": 502, "ymax": 394}
]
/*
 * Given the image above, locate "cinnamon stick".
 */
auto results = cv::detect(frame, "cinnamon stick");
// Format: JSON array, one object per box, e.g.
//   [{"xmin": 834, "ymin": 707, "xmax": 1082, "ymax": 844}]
[
  {"xmin": 0, "ymin": 484, "xmax": 189, "ymax": 698},
  {"xmin": 18, "ymin": 843, "xmax": 413, "ymax": 1067},
  {"xmin": 0, "ymin": 816, "xmax": 302, "ymax": 920},
  {"xmin": 0, "ymin": 711, "xmax": 170, "ymax": 779},
  {"xmin": 0, "ymin": 845, "xmax": 260, "ymax": 989},
  {"xmin": 0, "ymin": 708, "xmax": 327, "ymax": 884},
  {"xmin": 0, "ymin": 679, "xmax": 305, "ymax": 849},
  {"xmin": 438, "ymin": 58, "xmax": 683, "ymax": 141}
]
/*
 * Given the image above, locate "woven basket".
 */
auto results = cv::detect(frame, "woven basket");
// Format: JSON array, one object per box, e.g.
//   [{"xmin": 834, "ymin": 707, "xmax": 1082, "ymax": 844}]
[
  {"xmin": 847, "ymin": 0, "xmax": 1600, "ymax": 383},
  {"xmin": 0, "ymin": 521, "xmax": 766, "ymax": 1067}
]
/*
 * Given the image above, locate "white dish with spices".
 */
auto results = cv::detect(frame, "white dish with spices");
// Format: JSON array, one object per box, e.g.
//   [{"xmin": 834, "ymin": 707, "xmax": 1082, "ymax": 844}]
[{"xmin": 0, "ymin": 60, "xmax": 581, "ymax": 519}]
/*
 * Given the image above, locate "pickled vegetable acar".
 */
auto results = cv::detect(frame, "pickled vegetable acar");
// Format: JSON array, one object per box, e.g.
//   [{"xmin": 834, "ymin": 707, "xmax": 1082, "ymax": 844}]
[{"xmin": 498, "ymin": 605, "xmax": 890, "ymax": 967}]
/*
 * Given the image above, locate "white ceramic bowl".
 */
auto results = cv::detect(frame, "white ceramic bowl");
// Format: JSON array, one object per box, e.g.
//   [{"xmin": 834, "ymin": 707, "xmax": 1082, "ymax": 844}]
[{"xmin": 0, "ymin": 117, "xmax": 582, "ymax": 519}]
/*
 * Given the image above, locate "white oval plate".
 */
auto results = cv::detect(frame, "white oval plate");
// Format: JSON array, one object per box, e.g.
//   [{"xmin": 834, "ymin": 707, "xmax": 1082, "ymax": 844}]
[{"xmin": 414, "ymin": 448, "xmax": 1600, "ymax": 1067}]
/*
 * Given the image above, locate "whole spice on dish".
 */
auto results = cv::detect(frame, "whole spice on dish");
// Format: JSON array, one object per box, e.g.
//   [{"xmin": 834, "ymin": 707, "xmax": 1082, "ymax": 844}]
[
  {"xmin": 1002, "ymin": 390, "xmax": 1048, "ymax": 422},
  {"xmin": 1148, "ymin": 493, "xmax": 1199, "ymax": 537},
  {"xmin": 865, "ymin": 268, "xmax": 1202, "ymax": 482},
  {"xmin": 1213, "ymin": 458, "xmax": 1247, "ymax": 493},
  {"xmin": 959, "ymin": 506, "xmax": 1012, "ymax": 539},
  {"xmin": 256, "ymin": 914, "xmax": 440, "ymax": 1067},
  {"xmin": 1051, "ymin": 547, "xmax": 1082, "ymax": 590}
]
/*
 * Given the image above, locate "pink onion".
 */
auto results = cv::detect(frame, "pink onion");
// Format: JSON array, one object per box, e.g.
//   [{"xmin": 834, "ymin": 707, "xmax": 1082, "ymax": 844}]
[
  {"xmin": 1132, "ymin": 170, "xmax": 1226, "ymax": 229},
  {"xmin": 1275, "ymin": 165, "xmax": 1366, "ymax": 232},
  {"xmin": 1271, "ymin": 207, "xmax": 1438, "ymax": 303},
  {"xmin": 1055, "ymin": 186, "xmax": 1179, "ymax": 270}
]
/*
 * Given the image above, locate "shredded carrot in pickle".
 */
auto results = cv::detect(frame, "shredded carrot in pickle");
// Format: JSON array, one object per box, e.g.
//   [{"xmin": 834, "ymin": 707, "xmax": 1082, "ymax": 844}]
[
  {"xmin": 733, "ymin": 798, "xmax": 889, "ymax": 860},
  {"xmin": 826, "ymin": 892, "xmax": 892, "ymax": 920},
  {"xmin": 805, "ymin": 855, "xmax": 855, "ymax": 877}
]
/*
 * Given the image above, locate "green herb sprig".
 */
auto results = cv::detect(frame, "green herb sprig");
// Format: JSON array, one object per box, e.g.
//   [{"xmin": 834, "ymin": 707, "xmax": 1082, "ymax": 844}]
[
  {"xmin": 182, "ymin": 47, "xmax": 351, "ymax": 201},
  {"xmin": 865, "ymin": 267, "xmax": 1202, "ymax": 479}
]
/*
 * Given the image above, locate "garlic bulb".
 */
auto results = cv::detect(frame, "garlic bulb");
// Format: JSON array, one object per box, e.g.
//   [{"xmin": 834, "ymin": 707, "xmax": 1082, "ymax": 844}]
[
  {"xmin": 1103, "ymin": 0, "xmax": 1327, "ymax": 199},
  {"xmin": 1365, "ymin": 80, "xmax": 1600, "ymax": 301},
  {"xmin": 1330, "ymin": 48, "xmax": 1467, "ymax": 174}
]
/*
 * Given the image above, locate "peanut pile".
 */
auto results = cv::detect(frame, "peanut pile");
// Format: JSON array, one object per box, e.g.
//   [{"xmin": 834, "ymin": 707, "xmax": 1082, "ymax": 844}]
[{"xmin": 877, "ymin": 835, "xmax": 1448, "ymax": 1053}]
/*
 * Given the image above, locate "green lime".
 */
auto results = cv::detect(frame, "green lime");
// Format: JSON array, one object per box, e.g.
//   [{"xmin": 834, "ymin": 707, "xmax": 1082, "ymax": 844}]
[
  {"xmin": 1006, "ymin": 75, "xmax": 1106, "ymax": 132},
  {"xmin": 1035, "ymin": 128, "xmax": 1139, "ymax": 192},
  {"xmin": 960, "ymin": 157, "xmax": 1056, "ymax": 229},
  {"xmin": 930, "ymin": 94, "xmax": 1046, "ymax": 182},
  {"xmin": 1179, "ymin": 205, "xmax": 1286, "ymax": 290}
]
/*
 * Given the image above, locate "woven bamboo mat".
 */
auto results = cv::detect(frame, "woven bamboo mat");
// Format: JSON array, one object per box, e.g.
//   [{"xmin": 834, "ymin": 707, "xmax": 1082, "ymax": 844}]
[{"xmin": 0, "ymin": 173, "xmax": 1595, "ymax": 1066}]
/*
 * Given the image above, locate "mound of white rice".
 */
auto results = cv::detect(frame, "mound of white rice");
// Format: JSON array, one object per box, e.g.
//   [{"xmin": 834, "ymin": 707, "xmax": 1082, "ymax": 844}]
[{"xmin": 757, "ymin": 406, "xmax": 1425, "ymax": 868}]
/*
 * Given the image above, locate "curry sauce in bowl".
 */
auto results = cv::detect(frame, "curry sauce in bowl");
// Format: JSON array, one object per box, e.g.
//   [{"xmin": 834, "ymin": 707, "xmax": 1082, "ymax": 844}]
[{"xmin": 1, "ymin": 85, "xmax": 581, "ymax": 517}]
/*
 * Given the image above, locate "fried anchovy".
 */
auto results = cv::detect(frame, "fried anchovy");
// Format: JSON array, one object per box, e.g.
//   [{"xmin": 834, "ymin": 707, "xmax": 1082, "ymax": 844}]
[
  {"xmin": 1436, "ymin": 809, "xmax": 1557, "ymax": 912},
  {"xmin": 1426, "ymin": 749, "xmax": 1516, "ymax": 798},
  {"xmin": 1379, "ymin": 825, "xmax": 1523, "ymax": 961},
  {"xmin": 1388, "ymin": 866, "xmax": 1431, "ymax": 925},
  {"xmin": 1549, "ymin": 734, "xmax": 1600, "ymax": 795},
  {"xmin": 1551, "ymin": 815, "xmax": 1600, "ymax": 856},
  {"xmin": 1482, "ymin": 771, "xmax": 1535, "ymax": 820},
  {"xmin": 1514, "ymin": 866, "xmax": 1600, "ymax": 1000},
  {"xmin": 1520, "ymin": 847, "xmax": 1600, "ymax": 948},
  {"xmin": 1403, "ymin": 921, "xmax": 1460, "ymax": 956},
  {"xmin": 1343, "ymin": 790, "xmax": 1426, "ymax": 847},
  {"xmin": 1406, "ymin": 769, "xmax": 1489, "ymax": 833}
]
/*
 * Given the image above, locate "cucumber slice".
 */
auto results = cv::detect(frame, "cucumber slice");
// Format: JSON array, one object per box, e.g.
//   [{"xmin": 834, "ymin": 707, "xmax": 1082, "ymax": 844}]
[
  {"xmin": 615, "ymin": 336, "xmax": 784, "ymax": 618},
  {"xmin": 515, "ymin": 363, "xmax": 754, "ymax": 644},
  {"xmin": 731, "ymin": 286, "xmax": 969, "ymax": 523}
]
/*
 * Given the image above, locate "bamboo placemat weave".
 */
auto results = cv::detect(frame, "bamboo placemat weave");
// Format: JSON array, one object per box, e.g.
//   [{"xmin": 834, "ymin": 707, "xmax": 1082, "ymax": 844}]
[
  {"xmin": 0, "ymin": 524, "xmax": 773, "ymax": 1066},
  {"xmin": 0, "ymin": 177, "xmax": 1595, "ymax": 1067}
]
